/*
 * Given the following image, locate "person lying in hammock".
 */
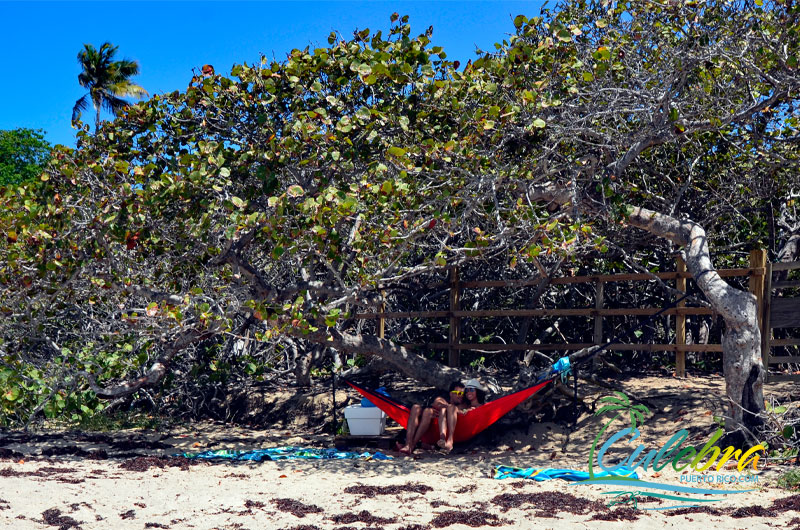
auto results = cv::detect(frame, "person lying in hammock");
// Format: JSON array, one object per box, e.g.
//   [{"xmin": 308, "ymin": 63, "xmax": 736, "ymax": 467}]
[
  {"xmin": 397, "ymin": 381, "xmax": 466, "ymax": 455},
  {"xmin": 437, "ymin": 378, "xmax": 485, "ymax": 452}
]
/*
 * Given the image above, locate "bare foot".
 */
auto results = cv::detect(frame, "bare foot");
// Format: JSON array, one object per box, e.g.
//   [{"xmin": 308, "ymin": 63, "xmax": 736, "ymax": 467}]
[
  {"xmin": 437, "ymin": 438, "xmax": 447, "ymax": 449},
  {"xmin": 399, "ymin": 444, "xmax": 414, "ymax": 456},
  {"xmin": 443, "ymin": 440, "xmax": 453, "ymax": 452}
]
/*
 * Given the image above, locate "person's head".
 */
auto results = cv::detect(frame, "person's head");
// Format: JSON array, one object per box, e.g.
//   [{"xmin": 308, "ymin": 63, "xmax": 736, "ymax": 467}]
[
  {"xmin": 464, "ymin": 379, "xmax": 485, "ymax": 404},
  {"xmin": 448, "ymin": 381, "xmax": 465, "ymax": 404},
  {"xmin": 464, "ymin": 386, "xmax": 485, "ymax": 404}
]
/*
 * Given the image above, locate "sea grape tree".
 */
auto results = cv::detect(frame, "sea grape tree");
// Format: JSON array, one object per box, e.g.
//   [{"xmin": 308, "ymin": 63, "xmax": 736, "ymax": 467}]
[{"xmin": 1, "ymin": 1, "xmax": 798, "ymax": 434}]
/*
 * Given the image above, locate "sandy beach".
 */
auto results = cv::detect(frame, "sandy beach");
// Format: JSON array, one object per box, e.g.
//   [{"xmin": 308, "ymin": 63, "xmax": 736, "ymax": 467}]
[{"xmin": 2, "ymin": 374, "xmax": 799, "ymax": 529}]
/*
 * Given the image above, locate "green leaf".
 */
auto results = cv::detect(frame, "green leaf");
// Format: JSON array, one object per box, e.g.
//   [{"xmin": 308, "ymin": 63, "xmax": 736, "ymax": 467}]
[
  {"xmin": 287, "ymin": 185, "xmax": 305, "ymax": 198},
  {"xmin": 513, "ymin": 15, "xmax": 527, "ymax": 29},
  {"xmin": 532, "ymin": 118, "xmax": 546, "ymax": 128},
  {"xmin": 231, "ymin": 196, "xmax": 246, "ymax": 208},
  {"xmin": 358, "ymin": 63, "xmax": 372, "ymax": 76},
  {"xmin": 387, "ymin": 146, "xmax": 406, "ymax": 157},
  {"xmin": 557, "ymin": 29, "xmax": 572, "ymax": 42},
  {"xmin": 336, "ymin": 116, "xmax": 353, "ymax": 133},
  {"xmin": 593, "ymin": 47, "xmax": 611, "ymax": 61},
  {"xmin": 3, "ymin": 387, "xmax": 20, "ymax": 402}
]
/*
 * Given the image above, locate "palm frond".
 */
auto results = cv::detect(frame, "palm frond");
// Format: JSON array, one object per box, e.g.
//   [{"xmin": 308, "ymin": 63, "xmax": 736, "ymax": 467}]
[
  {"xmin": 114, "ymin": 59, "xmax": 141, "ymax": 78},
  {"xmin": 102, "ymin": 94, "xmax": 130, "ymax": 116},
  {"xmin": 72, "ymin": 94, "xmax": 89, "ymax": 126},
  {"xmin": 110, "ymin": 81, "xmax": 148, "ymax": 99}
]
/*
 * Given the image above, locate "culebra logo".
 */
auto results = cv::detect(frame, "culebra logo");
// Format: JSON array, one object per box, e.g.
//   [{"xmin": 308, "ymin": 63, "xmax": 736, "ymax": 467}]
[{"xmin": 574, "ymin": 391, "xmax": 765, "ymax": 510}]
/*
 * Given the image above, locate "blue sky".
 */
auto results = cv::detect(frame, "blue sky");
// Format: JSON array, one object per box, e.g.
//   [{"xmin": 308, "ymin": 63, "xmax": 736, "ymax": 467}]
[{"xmin": 1, "ymin": 1, "xmax": 543, "ymax": 147}]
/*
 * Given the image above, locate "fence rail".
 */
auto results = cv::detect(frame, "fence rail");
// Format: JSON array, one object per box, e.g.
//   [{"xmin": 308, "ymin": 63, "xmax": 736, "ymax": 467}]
[{"xmin": 355, "ymin": 249, "xmax": 799, "ymax": 381}]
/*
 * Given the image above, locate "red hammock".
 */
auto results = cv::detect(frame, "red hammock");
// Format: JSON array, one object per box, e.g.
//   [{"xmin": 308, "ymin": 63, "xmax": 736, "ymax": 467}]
[{"xmin": 344, "ymin": 379, "xmax": 552, "ymax": 445}]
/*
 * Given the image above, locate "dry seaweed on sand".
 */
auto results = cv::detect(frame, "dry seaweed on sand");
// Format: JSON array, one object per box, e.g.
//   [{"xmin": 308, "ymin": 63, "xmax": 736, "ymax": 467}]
[
  {"xmin": 118, "ymin": 456, "xmax": 195, "ymax": 472},
  {"xmin": 590, "ymin": 507, "xmax": 639, "ymax": 521},
  {"xmin": 667, "ymin": 506, "xmax": 725, "ymax": 516},
  {"xmin": 329, "ymin": 510, "xmax": 396, "ymax": 524},
  {"xmin": 730, "ymin": 505, "xmax": 778, "ymax": 518},
  {"xmin": 272, "ymin": 498, "xmax": 324, "ymax": 518},
  {"xmin": 771, "ymin": 494, "xmax": 800, "ymax": 512},
  {"xmin": 490, "ymin": 491, "xmax": 604, "ymax": 514},
  {"xmin": 344, "ymin": 482, "xmax": 433, "ymax": 496},
  {"xmin": 429, "ymin": 510, "xmax": 508, "ymax": 528},
  {"xmin": 41, "ymin": 508, "xmax": 82, "ymax": 529}
]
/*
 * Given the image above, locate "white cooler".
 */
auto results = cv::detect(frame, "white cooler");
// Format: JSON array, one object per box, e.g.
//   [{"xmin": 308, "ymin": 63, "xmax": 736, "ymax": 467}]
[{"xmin": 343, "ymin": 405, "xmax": 386, "ymax": 435}]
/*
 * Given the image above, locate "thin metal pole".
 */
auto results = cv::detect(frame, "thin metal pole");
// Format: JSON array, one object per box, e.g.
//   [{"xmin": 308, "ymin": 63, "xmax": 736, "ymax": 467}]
[{"xmin": 332, "ymin": 371, "xmax": 336, "ymax": 434}]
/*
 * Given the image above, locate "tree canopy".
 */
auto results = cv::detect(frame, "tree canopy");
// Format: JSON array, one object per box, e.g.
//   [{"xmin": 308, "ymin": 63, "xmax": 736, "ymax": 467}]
[
  {"xmin": 0, "ymin": 128, "xmax": 52, "ymax": 187},
  {"xmin": 1, "ymin": 0, "xmax": 798, "ymax": 430}
]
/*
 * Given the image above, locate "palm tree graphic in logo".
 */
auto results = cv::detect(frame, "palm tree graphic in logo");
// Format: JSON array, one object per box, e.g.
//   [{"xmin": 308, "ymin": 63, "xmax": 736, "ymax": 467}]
[
  {"xmin": 580, "ymin": 391, "xmax": 757, "ymax": 510},
  {"xmin": 588, "ymin": 391, "xmax": 649, "ymax": 479}
]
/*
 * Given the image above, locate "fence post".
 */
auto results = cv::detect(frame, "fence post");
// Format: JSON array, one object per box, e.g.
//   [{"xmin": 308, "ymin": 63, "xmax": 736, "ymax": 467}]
[
  {"xmin": 761, "ymin": 260, "xmax": 773, "ymax": 383},
  {"xmin": 448, "ymin": 267, "xmax": 461, "ymax": 368},
  {"xmin": 676, "ymin": 256, "xmax": 687, "ymax": 378},
  {"xmin": 749, "ymin": 249, "xmax": 768, "ymax": 373},
  {"xmin": 593, "ymin": 279, "xmax": 604, "ymax": 368}
]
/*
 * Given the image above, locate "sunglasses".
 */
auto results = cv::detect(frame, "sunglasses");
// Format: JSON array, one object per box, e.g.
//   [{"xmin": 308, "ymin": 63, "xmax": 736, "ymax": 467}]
[
  {"xmin": 465, "ymin": 387, "xmax": 478, "ymax": 393},
  {"xmin": 450, "ymin": 390, "xmax": 465, "ymax": 396}
]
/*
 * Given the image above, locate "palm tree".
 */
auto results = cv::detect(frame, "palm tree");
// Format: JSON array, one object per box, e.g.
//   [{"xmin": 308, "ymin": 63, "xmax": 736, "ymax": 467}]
[
  {"xmin": 588, "ymin": 391, "xmax": 650, "ymax": 479},
  {"xmin": 72, "ymin": 42, "xmax": 148, "ymax": 132}
]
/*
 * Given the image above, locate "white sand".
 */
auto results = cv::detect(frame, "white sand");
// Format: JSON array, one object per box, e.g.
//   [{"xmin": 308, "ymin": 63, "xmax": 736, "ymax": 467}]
[{"xmin": 2, "ymin": 374, "xmax": 798, "ymax": 529}]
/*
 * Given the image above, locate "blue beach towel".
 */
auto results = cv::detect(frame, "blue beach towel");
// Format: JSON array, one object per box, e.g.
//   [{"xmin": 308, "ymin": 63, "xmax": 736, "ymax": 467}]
[
  {"xmin": 180, "ymin": 446, "xmax": 393, "ymax": 462},
  {"xmin": 494, "ymin": 465, "xmax": 637, "ymax": 481}
]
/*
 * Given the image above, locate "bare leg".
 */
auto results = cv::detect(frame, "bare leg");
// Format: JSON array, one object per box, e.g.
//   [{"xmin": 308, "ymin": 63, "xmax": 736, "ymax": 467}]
[
  {"xmin": 398, "ymin": 404, "xmax": 423, "ymax": 455},
  {"xmin": 409, "ymin": 407, "xmax": 434, "ymax": 452},
  {"xmin": 430, "ymin": 397, "xmax": 449, "ymax": 445},
  {"xmin": 443, "ymin": 404, "xmax": 458, "ymax": 451}
]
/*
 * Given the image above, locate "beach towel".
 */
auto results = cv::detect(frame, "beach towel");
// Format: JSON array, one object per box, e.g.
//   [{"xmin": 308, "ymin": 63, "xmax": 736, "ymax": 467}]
[
  {"xmin": 493, "ymin": 465, "xmax": 638, "ymax": 481},
  {"xmin": 180, "ymin": 446, "xmax": 393, "ymax": 461}
]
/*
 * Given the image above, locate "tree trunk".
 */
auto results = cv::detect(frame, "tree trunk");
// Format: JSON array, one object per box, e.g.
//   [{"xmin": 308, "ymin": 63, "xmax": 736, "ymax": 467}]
[
  {"xmin": 289, "ymin": 340, "xmax": 312, "ymax": 388},
  {"xmin": 303, "ymin": 328, "xmax": 467, "ymax": 391},
  {"xmin": 627, "ymin": 207, "xmax": 765, "ymax": 433},
  {"xmin": 532, "ymin": 181, "xmax": 766, "ymax": 434}
]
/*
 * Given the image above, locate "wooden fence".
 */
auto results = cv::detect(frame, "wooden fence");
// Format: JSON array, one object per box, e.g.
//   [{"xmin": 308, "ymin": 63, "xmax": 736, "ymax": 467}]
[
  {"xmin": 355, "ymin": 250, "xmax": 800, "ymax": 381},
  {"xmin": 762, "ymin": 259, "xmax": 800, "ymax": 382}
]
